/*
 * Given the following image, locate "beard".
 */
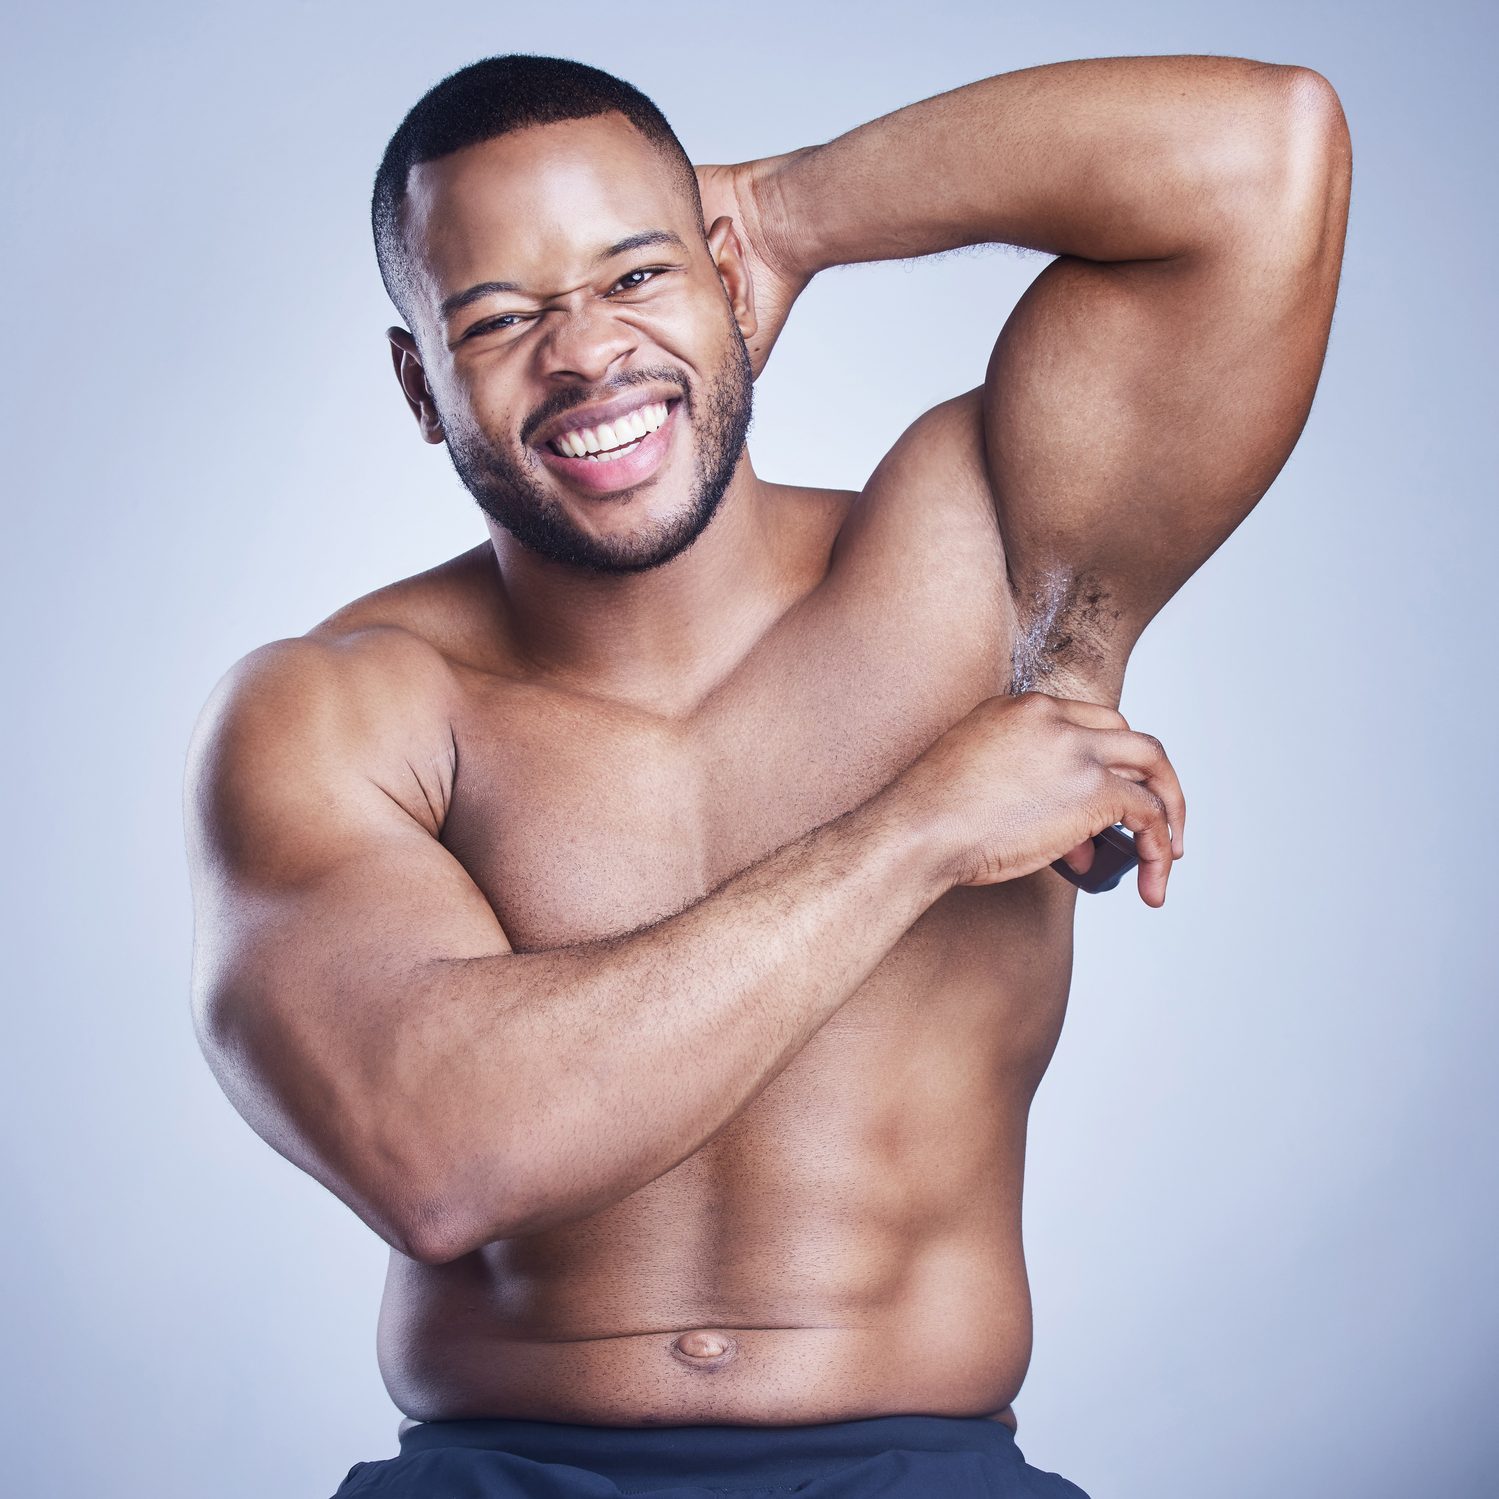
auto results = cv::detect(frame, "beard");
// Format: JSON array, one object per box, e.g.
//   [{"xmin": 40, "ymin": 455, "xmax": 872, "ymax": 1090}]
[{"xmin": 442, "ymin": 326, "xmax": 754, "ymax": 575}]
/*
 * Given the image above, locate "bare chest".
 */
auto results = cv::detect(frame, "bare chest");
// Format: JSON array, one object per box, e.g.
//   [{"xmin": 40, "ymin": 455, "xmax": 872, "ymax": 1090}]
[{"xmin": 442, "ymin": 543, "xmax": 1018, "ymax": 953}]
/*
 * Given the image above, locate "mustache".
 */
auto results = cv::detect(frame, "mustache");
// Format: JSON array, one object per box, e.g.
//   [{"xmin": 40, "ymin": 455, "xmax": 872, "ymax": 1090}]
[{"xmin": 521, "ymin": 368, "xmax": 689, "ymax": 448}]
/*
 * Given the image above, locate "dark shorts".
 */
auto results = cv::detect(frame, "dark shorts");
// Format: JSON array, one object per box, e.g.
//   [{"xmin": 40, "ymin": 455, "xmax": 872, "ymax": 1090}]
[{"xmin": 328, "ymin": 1413, "xmax": 1093, "ymax": 1497}]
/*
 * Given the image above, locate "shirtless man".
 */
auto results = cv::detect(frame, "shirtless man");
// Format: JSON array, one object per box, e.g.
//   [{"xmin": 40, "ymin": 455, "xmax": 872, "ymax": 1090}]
[{"xmin": 183, "ymin": 52, "xmax": 1350, "ymax": 1498}]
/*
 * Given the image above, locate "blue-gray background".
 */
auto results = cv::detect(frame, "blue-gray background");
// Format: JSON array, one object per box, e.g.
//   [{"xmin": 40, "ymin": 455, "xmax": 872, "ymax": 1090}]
[{"xmin": 3, "ymin": 1, "xmax": 1493, "ymax": 1495}]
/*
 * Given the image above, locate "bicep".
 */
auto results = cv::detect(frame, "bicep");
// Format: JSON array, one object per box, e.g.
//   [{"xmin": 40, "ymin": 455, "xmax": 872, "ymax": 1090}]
[
  {"xmin": 982, "ymin": 116, "xmax": 1349, "ymax": 663},
  {"xmin": 184, "ymin": 637, "xmax": 509, "ymax": 1253}
]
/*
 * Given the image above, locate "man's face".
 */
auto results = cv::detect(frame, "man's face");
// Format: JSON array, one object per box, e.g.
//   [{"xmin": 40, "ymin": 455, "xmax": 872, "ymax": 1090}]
[{"xmin": 393, "ymin": 113, "xmax": 755, "ymax": 574}]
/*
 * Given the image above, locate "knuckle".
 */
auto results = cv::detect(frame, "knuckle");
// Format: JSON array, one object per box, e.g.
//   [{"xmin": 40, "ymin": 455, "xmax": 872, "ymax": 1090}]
[
  {"xmin": 1144, "ymin": 788, "xmax": 1167, "ymax": 817},
  {"xmin": 1084, "ymin": 758, "xmax": 1115, "ymax": 790}
]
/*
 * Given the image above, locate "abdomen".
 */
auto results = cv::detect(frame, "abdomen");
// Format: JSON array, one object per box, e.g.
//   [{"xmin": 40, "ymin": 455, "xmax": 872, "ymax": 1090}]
[{"xmin": 376, "ymin": 880, "xmax": 1074, "ymax": 1424}]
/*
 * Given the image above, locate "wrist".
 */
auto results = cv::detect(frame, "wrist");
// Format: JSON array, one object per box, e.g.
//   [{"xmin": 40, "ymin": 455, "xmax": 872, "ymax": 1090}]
[
  {"xmin": 755, "ymin": 145, "xmax": 828, "ymax": 284},
  {"xmin": 864, "ymin": 770, "xmax": 962, "ymax": 905}
]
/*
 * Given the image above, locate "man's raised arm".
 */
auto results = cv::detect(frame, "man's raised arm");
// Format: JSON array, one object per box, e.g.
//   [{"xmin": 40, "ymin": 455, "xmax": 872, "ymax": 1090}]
[{"xmin": 731, "ymin": 55, "xmax": 1351, "ymax": 679}]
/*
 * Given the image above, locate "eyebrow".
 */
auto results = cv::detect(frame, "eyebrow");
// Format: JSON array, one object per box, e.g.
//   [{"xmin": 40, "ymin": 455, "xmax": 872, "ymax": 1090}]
[{"xmin": 438, "ymin": 229, "xmax": 690, "ymax": 323}]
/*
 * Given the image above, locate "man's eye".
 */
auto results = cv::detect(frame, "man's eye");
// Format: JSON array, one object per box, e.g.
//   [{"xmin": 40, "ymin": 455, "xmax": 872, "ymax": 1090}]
[
  {"xmin": 612, "ymin": 267, "xmax": 667, "ymax": 292},
  {"xmin": 466, "ymin": 314, "xmax": 524, "ymax": 338},
  {"xmin": 464, "ymin": 269, "xmax": 668, "ymax": 339}
]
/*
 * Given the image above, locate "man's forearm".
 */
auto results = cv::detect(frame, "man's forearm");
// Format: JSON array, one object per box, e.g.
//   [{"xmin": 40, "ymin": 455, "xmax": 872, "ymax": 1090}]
[
  {"xmin": 405, "ymin": 780, "xmax": 950, "ymax": 1259},
  {"xmin": 768, "ymin": 54, "xmax": 1315, "ymax": 275}
]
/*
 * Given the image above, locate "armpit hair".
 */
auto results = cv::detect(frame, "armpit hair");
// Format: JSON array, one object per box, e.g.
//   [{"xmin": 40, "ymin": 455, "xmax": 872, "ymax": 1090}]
[{"xmin": 1008, "ymin": 565, "xmax": 1120, "ymax": 696}]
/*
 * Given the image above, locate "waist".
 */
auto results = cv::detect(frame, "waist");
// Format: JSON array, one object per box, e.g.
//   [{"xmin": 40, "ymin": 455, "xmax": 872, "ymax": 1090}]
[
  {"xmin": 389, "ymin": 1412, "xmax": 1021, "ymax": 1491},
  {"xmin": 379, "ymin": 1231, "xmax": 1032, "ymax": 1427}
]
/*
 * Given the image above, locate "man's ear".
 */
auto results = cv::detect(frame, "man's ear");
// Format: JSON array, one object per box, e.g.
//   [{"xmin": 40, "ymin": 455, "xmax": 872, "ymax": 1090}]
[
  {"xmin": 705, "ymin": 216, "xmax": 759, "ymax": 348},
  {"xmin": 387, "ymin": 328, "xmax": 445, "ymax": 444}
]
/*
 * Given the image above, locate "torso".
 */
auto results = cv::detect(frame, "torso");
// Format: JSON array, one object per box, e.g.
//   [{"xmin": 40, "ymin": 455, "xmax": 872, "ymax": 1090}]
[{"xmin": 314, "ymin": 392, "xmax": 1105, "ymax": 1433}]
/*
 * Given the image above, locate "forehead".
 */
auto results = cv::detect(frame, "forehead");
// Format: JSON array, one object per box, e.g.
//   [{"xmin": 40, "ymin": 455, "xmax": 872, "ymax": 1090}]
[{"xmin": 401, "ymin": 112, "xmax": 690, "ymax": 317}]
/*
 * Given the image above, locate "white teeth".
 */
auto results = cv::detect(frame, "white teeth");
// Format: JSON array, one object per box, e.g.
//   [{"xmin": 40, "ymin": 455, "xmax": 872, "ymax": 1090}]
[
  {"xmin": 583, "ymin": 438, "xmax": 643, "ymax": 463},
  {"xmin": 551, "ymin": 401, "xmax": 669, "ymax": 457}
]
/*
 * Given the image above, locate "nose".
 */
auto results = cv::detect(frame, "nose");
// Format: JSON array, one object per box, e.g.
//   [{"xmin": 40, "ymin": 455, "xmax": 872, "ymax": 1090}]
[{"xmin": 537, "ymin": 299, "xmax": 639, "ymax": 385}]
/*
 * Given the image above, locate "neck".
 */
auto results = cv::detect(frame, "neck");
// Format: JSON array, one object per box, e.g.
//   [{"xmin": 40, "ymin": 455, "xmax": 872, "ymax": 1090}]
[{"xmin": 484, "ymin": 449, "xmax": 788, "ymax": 711}]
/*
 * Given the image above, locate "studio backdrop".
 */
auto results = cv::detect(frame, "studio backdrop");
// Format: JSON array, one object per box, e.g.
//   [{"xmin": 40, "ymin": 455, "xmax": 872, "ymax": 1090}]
[{"xmin": 2, "ymin": 2, "xmax": 1493, "ymax": 1497}]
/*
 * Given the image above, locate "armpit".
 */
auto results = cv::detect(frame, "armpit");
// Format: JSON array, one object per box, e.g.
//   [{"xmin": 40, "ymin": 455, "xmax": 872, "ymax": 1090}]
[{"xmin": 1007, "ymin": 565, "xmax": 1122, "ymax": 697}]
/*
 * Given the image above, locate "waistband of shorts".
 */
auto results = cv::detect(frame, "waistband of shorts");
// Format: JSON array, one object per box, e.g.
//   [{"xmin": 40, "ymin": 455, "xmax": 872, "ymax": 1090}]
[{"xmin": 397, "ymin": 1413, "xmax": 1018, "ymax": 1489}]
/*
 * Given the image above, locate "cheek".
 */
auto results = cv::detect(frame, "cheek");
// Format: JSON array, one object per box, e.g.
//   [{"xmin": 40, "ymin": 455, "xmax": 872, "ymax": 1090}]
[
  {"xmin": 643, "ymin": 289, "xmax": 723, "ymax": 356},
  {"xmin": 449, "ymin": 369, "xmax": 521, "ymax": 443}
]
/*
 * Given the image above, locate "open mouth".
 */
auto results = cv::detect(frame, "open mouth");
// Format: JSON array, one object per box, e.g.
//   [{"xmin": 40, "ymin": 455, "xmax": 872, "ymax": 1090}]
[
  {"xmin": 537, "ymin": 398, "xmax": 682, "ymax": 495},
  {"xmin": 545, "ymin": 397, "xmax": 676, "ymax": 457}
]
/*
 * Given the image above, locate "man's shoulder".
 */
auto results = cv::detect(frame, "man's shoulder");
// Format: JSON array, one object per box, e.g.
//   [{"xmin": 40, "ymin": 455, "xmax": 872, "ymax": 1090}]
[
  {"xmin": 257, "ymin": 544, "xmax": 486, "ymax": 704},
  {"xmin": 862, "ymin": 387, "xmax": 991, "ymax": 503},
  {"xmin": 303, "ymin": 541, "xmax": 495, "ymax": 666},
  {"xmin": 189, "ymin": 626, "xmax": 453, "ymax": 789},
  {"xmin": 824, "ymin": 386, "xmax": 1002, "ymax": 571},
  {"xmin": 188, "ymin": 547, "xmax": 489, "ymax": 790}
]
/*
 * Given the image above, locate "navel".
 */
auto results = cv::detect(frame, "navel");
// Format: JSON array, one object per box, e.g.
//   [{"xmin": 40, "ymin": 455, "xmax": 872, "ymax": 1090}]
[{"xmin": 670, "ymin": 1329, "xmax": 738, "ymax": 1367}]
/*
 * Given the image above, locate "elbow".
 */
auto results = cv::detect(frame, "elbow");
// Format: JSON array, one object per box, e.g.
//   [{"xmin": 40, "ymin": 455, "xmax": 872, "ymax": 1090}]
[
  {"xmin": 342, "ymin": 1173, "xmax": 472, "ymax": 1266},
  {"xmin": 394, "ymin": 1201, "xmax": 472, "ymax": 1267},
  {"xmin": 1278, "ymin": 65, "xmax": 1349, "ymax": 140},
  {"xmin": 1204, "ymin": 64, "xmax": 1351, "ymax": 263},
  {"xmin": 401, "ymin": 1205, "xmax": 551, "ymax": 1265},
  {"xmin": 1275, "ymin": 65, "xmax": 1352, "ymax": 185},
  {"xmin": 387, "ymin": 1176, "xmax": 498, "ymax": 1265},
  {"xmin": 1265, "ymin": 64, "xmax": 1349, "ymax": 190},
  {"xmin": 398, "ymin": 1166, "xmax": 620, "ymax": 1262},
  {"xmin": 1266, "ymin": 66, "xmax": 1352, "ymax": 262},
  {"xmin": 389, "ymin": 1162, "xmax": 534, "ymax": 1265},
  {"xmin": 400, "ymin": 1229, "xmax": 472, "ymax": 1268},
  {"xmin": 386, "ymin": 1108, "xmax": 629, "ymax": 1261}
]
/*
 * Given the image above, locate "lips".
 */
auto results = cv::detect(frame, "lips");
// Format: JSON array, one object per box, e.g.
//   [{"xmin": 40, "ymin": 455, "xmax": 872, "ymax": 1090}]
[
  {"xmin": 535, "ymin": 398, "xmax": 681, "ymax": 497},
  {"xmin": 533, "ymin": 388, "xmax": 682, "ymax": 453}
]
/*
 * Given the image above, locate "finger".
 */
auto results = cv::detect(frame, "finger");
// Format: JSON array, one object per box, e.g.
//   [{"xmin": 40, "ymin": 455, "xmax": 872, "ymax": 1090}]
[
  {"xmin": 1047, "ymin": 694, "xmax": 1130, "ymax": 732},
  {"xmin": 1059, "ymin": 837, "xmax": 1096, "ymax": 877},
  {"xmin": 1114, "ymin": 781, "xmax": 1174, "ymax": 907},
  {"xmin": 1094, "ymin": 729, "xmax": 1186, "ymax": 860}
]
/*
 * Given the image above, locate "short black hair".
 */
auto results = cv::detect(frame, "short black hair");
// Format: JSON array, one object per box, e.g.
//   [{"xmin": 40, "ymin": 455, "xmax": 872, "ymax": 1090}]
[{"xmin": 372, "ymin": 54, "xmax": 703, "ymax": 326}]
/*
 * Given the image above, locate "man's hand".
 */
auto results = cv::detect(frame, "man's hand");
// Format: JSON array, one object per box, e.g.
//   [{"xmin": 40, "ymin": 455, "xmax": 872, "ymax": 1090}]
[
  {"xmin": 695, "ymin": 152, "xmax": 814, "ymax": 379},
  {"xmin": 887, "ymin": 692, "xmax": 1186, "ymax": 907}
]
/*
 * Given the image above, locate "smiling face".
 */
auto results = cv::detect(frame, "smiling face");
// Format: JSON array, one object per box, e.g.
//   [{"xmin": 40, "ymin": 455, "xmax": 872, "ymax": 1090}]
[{"xmin": 389, "ymin": 112, "xmax": 756, "ymax": 574}]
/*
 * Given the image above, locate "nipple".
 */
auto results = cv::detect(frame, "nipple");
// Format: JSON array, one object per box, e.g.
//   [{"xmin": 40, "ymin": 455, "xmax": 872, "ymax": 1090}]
[{"xmin": 670, "ymin": 1329, "xmax": 738, "ymax": 1366}]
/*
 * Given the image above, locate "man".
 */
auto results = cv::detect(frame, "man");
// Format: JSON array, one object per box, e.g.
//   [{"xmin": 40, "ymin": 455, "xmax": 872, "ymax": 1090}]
[{"xmin": 183, "ymin": 51, "xmax": 1349, "ymax": 1498}]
